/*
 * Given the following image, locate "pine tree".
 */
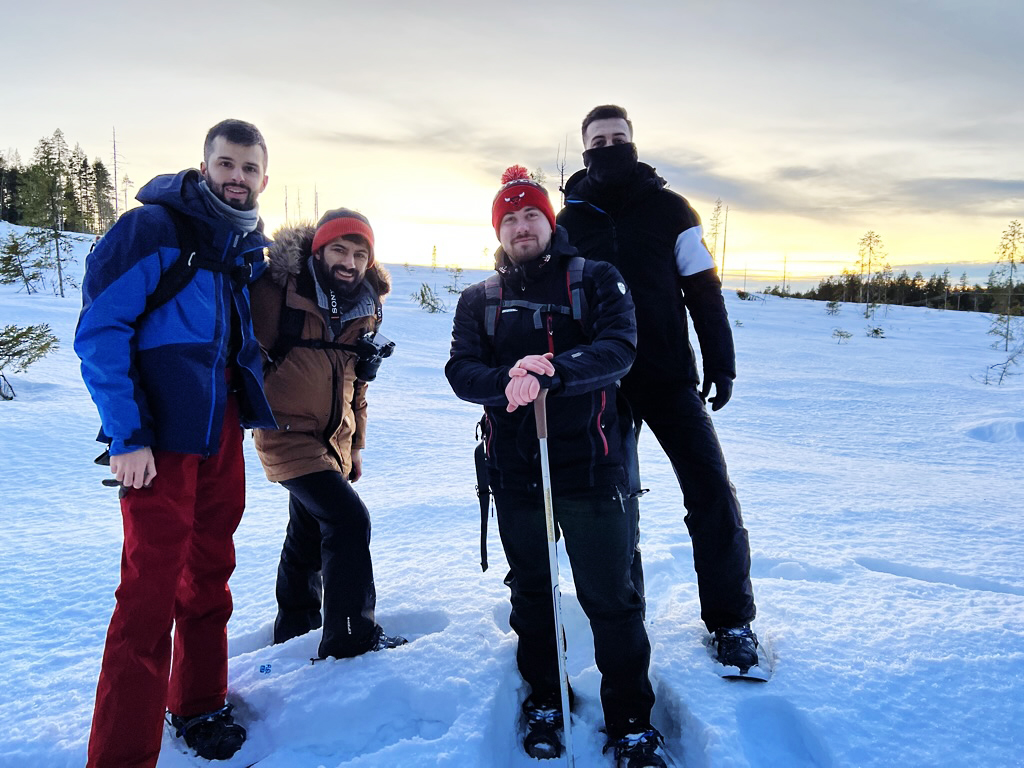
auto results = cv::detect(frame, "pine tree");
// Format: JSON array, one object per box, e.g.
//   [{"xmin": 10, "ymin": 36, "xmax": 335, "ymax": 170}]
[
  {"xmin": 0, "ymin": 231, "xmax": 45, "ymax": 293},
  {"xmin": 92, "ymin": 159, "xmax": 116, "ymax": 232},
  {"xmin": 21, "ymin": 132, "xmax": 78, "ymax": 297},
  {"xmin": 707, "ymin": 198, "xmax": 724, "ymax": 269},
  {"xmin": 988, "ymin": 220, "xmax": 1023, "ymax": 352},
  {"xmin": 68, "ymin": 144, "xmax": 97, "ymax": 233},
  {"xmin": 0, "ymin": 323, "xmax": 59, "ymax": 375},
  {"xmin": 856, "ymin": 231, "xmax": 885, "ymax": 318},
  {"xmin": 411, "ymin": 283, "xmax": 447, "ymax": 313},
  {"xmin": 0, "ymin": 151, "xmax": 25, "ymax": 224}
]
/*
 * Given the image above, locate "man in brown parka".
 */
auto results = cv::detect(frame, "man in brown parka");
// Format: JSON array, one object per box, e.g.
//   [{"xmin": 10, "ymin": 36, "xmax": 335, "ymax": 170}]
[{"xmin": 250, "ymin": 208, "xmax": 407, "ymax": 659}]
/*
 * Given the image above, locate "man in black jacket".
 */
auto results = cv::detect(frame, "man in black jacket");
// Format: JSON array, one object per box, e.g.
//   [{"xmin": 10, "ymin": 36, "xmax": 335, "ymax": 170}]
[
  {"xmin": 446, "ymin": 166, "xmax": 667, "ymax": 767},
  {"xmin": 557, "ymin": 105, "xmax": 759, "ymax": 672}
]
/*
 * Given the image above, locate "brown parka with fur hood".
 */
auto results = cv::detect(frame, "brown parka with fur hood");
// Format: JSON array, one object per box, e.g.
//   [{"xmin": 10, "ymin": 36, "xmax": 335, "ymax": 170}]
[{"xmin": 250, "ymin": 223, "xmax": 391, "ymax": 482}]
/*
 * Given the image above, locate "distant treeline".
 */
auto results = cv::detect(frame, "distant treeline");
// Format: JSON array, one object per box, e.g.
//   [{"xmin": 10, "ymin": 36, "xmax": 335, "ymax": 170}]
[
  {"xmin": 762, "ymin": 269, "xmax": 1022, "ymax": 314},
  {"xmin": 757, "ymin": 226, "xmax": 1022, "ymax": 315},
  {"xmin": 1, "ymin": 129, "xmax": 116, "ymax": 236}
]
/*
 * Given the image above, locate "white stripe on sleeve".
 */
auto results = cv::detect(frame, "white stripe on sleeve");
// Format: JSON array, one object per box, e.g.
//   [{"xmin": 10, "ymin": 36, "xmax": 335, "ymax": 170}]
[{"xmin": 674, "ymin": 226, "xmax": 715, "ymax": 277}]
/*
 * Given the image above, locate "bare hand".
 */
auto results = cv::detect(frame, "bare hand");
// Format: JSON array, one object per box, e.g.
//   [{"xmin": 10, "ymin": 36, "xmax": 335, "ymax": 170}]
[
  {"xmin": 349, "ymin": 448, "xmax": 363, "ymax": 482},
  {"xmin": 511, "ymin": 352, "xmax": 555, "ymax": 377},
  {"xmin": 505, "ymin": 373, "xmax": 541, "ymax": 412},
  {"xmin": 109, "ymin": 447, "xmax": 157, "ymax": 489}
]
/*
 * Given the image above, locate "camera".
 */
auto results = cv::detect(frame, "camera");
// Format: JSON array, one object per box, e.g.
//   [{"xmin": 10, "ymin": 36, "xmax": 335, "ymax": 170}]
[{"xmin": 353, "ymin": 331, "xmax": 395, "ymax": 381}]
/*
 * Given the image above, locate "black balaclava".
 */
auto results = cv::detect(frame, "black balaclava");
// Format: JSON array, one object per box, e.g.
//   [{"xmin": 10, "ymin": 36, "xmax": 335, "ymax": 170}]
[{"xmin": 582, "ymin": 142, "xmax": 639, "ymax": 188}]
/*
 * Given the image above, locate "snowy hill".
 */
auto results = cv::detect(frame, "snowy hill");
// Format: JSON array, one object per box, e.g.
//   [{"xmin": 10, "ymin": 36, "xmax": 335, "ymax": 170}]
[{"xmin": 1, "ymin": 223, "xmax": 1022, "ymax": 767}]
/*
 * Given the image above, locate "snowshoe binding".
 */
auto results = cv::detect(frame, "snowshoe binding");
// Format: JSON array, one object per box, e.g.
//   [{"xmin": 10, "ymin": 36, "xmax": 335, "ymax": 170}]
[
  {"xmin": 521, "ymin": 695, "xmax": 564, "ymax": 760},
  {"xmin": 370, "ymin": 625, "xmax": 409, "ymax": 651},
  {"xmin": 604, "ymin": 727, "xmax": 668, "ymax": 768},
  {"xmin": 168, "ymin": 703, "xmax": 246, "ymax": 760},
  {"xmin": 712, "ymin": 624, "xmax": 759, "ymax": 672}
]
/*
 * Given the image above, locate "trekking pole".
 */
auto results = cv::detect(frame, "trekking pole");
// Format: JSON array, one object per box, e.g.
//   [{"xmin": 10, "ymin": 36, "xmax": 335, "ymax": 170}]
[{"xmin": 533, "ymin": 389, "xmax": 575, "ymax": 768}]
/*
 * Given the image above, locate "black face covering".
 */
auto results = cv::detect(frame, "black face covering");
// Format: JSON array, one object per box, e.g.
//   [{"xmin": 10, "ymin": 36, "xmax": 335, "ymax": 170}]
[{"xmin": 582, "ymin": 142, "xmax": 639, "ymax": 188}]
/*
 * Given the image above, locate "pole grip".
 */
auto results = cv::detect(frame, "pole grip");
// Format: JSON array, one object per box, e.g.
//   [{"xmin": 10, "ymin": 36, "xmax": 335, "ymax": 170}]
[{"xmin": 533, "ymin": 388, "xmax": 549, "ymax": 439}]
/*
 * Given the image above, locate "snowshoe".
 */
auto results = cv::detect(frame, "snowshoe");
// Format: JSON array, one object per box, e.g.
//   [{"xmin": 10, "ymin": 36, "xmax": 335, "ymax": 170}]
[
  {"xmin": 168, "ymin": 703, "xmax": 246, "ymax": 760},
  {"xmin": 370, "ymin": 626, "xmax": 409, "ymax": 651},
  {"xmin": 711, "ymin": 624, "xmax": 759, "ymax": 672},
  {"xmin": 521, "ymin": 695, "xmax": 564, "ymax": 759},
  {"xmin": 604, "ymin": 727, "xmax": 668, "ymax": 768}
]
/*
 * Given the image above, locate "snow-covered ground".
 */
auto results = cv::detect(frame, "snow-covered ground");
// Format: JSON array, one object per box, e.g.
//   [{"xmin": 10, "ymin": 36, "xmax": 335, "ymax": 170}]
[{"xmin": 1, "ymin": 222, "xmax": 1022, "ymax": 767}]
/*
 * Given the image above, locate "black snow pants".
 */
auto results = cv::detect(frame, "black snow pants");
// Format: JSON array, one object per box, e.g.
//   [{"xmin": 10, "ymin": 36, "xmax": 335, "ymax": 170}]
[
  {"xmin": 627, "ymin": 381, "xmax": 755, "ymax": 632},
  {"xmin": 493, "ymin": 485, "xmax": 654, "ymax": 739},
  {"xmin": 274, "ymin": 470, "xmax": 378, "ymax": 658}
]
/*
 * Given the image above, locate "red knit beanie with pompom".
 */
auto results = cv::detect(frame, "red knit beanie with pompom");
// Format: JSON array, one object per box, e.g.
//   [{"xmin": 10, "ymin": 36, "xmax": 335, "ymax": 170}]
[{"xmin": 491, "ymin": 165, "xmax": 556, "ymax": 237}]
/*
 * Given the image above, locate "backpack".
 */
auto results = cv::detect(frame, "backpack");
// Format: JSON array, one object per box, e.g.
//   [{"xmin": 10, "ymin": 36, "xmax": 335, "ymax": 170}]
[
  {"xmin": 474, "ymin": 255, "xmax": 590, "ymax": 570},
  {"xmin": 143, "ymin": 205, "xmax": 259, "ymax": 317},
  {"xmin": 97, "ymin": 205, "xmax": 259, "ymax": 477},
  {"xmin": 482, "ymin": 255, "xmax": 589, "ymax": 338}
]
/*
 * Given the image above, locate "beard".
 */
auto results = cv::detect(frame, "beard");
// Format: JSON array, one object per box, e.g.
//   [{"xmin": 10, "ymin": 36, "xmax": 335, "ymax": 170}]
[
  {"xmin": 315, "ymin": 257, "xmax": 365, "ymax": 300},
  {"xmin": 203, "ymin": 172, "xmax": 257, "ymax": 211},
  {"xmin": 506, "ymin": 235, "xmax": 546, "ymax": 263}
]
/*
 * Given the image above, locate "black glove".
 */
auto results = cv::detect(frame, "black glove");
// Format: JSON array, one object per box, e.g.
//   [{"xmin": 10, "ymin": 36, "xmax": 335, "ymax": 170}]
[{"xmin": 700, "ymin": 374, "xmax": 733, "ymax": 411}]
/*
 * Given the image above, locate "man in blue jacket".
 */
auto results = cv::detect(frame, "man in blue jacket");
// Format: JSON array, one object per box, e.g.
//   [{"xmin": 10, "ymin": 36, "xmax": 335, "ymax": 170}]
[
  {"xmin": 446, "ymin": 166, "xmax": 667, "ymax": 767},
  {"xmin": 75, "ymin": 119, "xmax": 276, "ymax": 767}
]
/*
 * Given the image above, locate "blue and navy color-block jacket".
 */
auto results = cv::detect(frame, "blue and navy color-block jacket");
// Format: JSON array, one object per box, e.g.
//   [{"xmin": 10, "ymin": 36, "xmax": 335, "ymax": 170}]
[{"xmin": 75, "ymin": 169, "xmax": 276, "ymax": 457}]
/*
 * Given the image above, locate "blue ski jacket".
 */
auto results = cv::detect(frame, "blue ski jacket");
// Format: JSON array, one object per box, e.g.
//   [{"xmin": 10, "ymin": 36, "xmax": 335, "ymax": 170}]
[{"xmin": 75, "ymin": 169, "xmax": 276, "ymax": 457}]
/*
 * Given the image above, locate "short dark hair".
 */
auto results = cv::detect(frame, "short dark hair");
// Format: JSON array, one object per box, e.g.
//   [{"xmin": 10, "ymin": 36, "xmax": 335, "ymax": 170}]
[
  {"xmin": 204, "ymin": 119, "xmax": 268, "ymax": 168},
  {"xmin": 581, "ymin": 105, "xmax": 633, "ymax": 141}
]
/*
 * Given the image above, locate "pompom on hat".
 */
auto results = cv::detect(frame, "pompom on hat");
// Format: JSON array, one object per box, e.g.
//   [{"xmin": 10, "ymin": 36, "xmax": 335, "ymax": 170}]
[
  {"xmin": 491, "ymin": 165, "xmax": 556, "ymax": 237},
  {"xmin": 311, "ymin": 208, "xmax": 375, "ymax": 265}
]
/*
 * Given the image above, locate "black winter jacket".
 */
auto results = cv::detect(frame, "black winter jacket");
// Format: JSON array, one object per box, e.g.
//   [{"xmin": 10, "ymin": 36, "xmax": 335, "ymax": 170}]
[
  {"xmin": 445, "ymin": 227, "xmax": 637, "ymax": 494},
  {"xmin": 557, "ymin": 163, "xmax": 735, "ymax": 397}
]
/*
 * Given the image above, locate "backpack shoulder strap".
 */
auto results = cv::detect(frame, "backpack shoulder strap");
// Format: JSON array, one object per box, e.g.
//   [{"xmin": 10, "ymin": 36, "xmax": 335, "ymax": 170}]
[
  {"xmin": 267, "ymin": 290, "xmax": 308, "ymax": 365},
  {"xmin": 566, "ymin": 255, "xmax": 588, "ymax": 324},
  {"xmin": 143, "ymin": 205, "xmax": 254, "ymax": 318},
  {"xmin": 266, "ymin": 280, "xmax": 376, "ymax": 366},
  {"xmin": 484, "ymin": 260, "xmax": 591, "ymax": 338},
  {"xmin": 143, "ymin": 206, "xmax": 201, "ymax": 315},
  {"xmin": 483, "ymin": 274, "xmax": 503, "ymax": 338}
]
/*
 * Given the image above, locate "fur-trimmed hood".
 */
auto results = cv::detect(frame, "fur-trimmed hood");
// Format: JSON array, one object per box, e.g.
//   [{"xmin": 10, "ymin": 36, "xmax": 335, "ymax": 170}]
[{"xmin": 267, "ymin": 223, "xmax": 392, "ymax": 299}]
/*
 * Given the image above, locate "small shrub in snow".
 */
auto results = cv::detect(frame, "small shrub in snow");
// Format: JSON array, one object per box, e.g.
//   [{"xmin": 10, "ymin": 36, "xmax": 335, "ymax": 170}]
[{"xmin": 411, "ymin": 283, "xmax": 448, "ymax": 313}]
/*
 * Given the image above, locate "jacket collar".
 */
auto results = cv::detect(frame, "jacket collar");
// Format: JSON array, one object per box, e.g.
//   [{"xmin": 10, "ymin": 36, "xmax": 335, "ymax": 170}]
[{"xmin": 494, "ymin": 225, "xmax": 577, "ymax": 290}]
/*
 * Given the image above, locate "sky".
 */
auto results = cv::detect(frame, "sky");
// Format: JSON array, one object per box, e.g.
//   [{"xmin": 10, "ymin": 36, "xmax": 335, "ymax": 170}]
[{"xmin": 5, "ymin": 0, "xmax": 1023, "ymax": 287}]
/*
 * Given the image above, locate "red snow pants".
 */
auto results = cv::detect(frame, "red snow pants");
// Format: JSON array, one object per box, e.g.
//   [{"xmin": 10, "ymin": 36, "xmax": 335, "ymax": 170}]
[{"xmin": 86, "ymin": 395, "xmax": 245, "ymax": 768}]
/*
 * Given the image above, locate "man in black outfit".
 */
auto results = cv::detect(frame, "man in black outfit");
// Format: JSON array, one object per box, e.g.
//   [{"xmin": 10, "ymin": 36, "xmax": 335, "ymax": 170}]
[
  {"xmin": 557, "ymin": 105, "xmax": 760, "ymax": 671},
  {"xmin": 446, "ymin": 166, "xmax": 668, "ymax": 767}
]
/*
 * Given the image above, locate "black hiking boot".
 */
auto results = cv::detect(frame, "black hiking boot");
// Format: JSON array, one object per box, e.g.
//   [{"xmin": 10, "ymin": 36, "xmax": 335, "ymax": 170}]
[
  {"xmin": 712, "ymin": 624, "xmax": 759, "ymax": 672},
  {"xmin": 370, "ymin": 626, "xmax": 409, "ymax": 651},
  {"xmin": 521, "ymin": 695, "xmax": 564, "ymax": 760},
  {"xmin": 604, "ymin": 727, "xmax": 668, "ymax": 768},
  {"xmin": 168, "ymin": 703, "xmax": 245, "ymax": 760}
]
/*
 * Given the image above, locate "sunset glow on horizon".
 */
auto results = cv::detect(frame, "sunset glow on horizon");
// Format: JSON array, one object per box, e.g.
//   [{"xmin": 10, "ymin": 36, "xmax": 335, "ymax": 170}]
[{"xmin": 5, "ymin": 1, "xmax": 1021, "ymax": 289}]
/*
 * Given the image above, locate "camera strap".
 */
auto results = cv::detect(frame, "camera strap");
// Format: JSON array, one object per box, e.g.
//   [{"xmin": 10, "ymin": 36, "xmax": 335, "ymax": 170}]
[
  {"xmin": 326, "ymin": 288, "xmax": 344, "ymax": 338},
  {"xmin": 266, "ymin": 264, "xmax": 386, "ymax": 370}
]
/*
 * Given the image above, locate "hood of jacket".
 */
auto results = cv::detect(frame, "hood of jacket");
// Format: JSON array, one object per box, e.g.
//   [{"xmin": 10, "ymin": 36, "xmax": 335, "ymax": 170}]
[
  {"xmin": 136, "ymin": 168, "xmax": 268, "ymax": 235},
  {"xmin": 562, "ymin": 161, "xmax": 666, "ymax": 210},
  {"xmin": 266, "ymin": 222, "xmax": 392, "ymax": 300}
]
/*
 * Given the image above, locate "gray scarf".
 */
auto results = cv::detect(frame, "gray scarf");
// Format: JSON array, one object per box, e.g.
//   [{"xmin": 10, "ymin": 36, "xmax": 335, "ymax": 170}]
[{"xmin": 198, "ymin": 179, "xmax": 261, "ymax": 233}]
